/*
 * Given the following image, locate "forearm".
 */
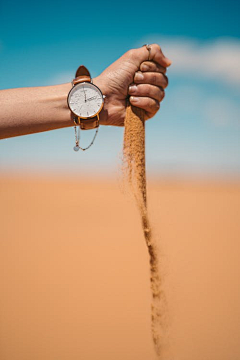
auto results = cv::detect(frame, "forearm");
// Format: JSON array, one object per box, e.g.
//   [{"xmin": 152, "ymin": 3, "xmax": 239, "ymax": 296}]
[{"xmin": 0, "ymin": 83, "xmax": 73, "ymax": 139}]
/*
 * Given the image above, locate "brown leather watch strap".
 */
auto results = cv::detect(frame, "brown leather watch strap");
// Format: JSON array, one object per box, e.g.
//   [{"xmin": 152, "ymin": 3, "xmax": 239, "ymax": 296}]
[
  {"xmin": 72, "ymin": 65, "xmax": 91, "ymax": 85},
  {"xmin": 75, "ymin": 65, "xmax": 91, "ymax": 78},
  {"xmin": 72, "ymin": 115, "xmax": 99, "ymax": 130},
  {"xmin": 72, "ymin": 76, "xmax": 91, "ymax": 85},
  {"xmin": 80, "ymin": 118, "xmax": 99, "ymax": 130}
]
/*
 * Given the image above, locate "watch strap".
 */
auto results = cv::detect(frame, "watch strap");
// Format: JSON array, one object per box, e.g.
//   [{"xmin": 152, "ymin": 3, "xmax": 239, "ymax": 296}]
[
  {"xmin": 75, "ymin": 65, "xmax": 91, "ymax": 78},
  {"xmin": 72, "ymin": 65, "xmax": 91, "ymax": 85},
  {"xmin": 73, "ymin": 115, "xmax": 99, "ymax": 130},
  {"xmin": 72, "ymin": 76, "xmax": 91, "ymax": 85}
]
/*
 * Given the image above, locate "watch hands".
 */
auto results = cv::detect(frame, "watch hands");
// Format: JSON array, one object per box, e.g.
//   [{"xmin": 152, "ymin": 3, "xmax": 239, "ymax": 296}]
[
  {"xmin": 83, "ymin": 86, "xmax": 87, "ymax": 103},
  {"xmin": 86, "ymin": 95, "xmax": 98, "ymax": 102}
]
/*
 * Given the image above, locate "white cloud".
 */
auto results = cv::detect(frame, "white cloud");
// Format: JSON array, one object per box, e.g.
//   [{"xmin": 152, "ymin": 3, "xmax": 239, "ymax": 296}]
[
  {"xmin": 168, "ymin": 85, "xmax": 240, "ymax": 128},
  {"xmin": 140, "ymin": 36, "xmax": 240, "ymax": 88},
  {"xmin": 203, "ymin": 97, "xmax": 240, "ymax": 128}
]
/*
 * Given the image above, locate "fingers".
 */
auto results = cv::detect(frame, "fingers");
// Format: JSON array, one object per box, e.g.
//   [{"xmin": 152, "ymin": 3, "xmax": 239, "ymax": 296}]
[
  {"xmin": 140, "ymin": 61, "xmax": 167, "ymax": 74},
  {"xmin": 129, "ymin": 96, "xmax": 160, "ymax": 119},
  {"xmin": 134, "ymin": 71, "xmax": 168, "ymax": 89},
  {"xmin": 128, "ymin": 84, "xmax": 165, "ymax": 102},
  {"xmin": 127, "ymin": 60, "xmax": 168, "ymax": 119},
  {"xmin": 124, "ymin": 44, "xmax": 171, "ymax": 120},
  {"xmin": 127, "ymin": 43, "xmax": 172, "ymax": 69}
]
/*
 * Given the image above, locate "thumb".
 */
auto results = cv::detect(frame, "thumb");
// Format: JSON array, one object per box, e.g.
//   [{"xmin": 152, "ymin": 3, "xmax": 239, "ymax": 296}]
[{"xmin": 126, "ymin": 44, "xmax": 172, "ymax": 68}]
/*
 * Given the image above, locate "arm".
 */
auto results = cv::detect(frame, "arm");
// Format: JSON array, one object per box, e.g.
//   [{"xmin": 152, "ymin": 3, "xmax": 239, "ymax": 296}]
[
  {"xmin": 0, "ymin": 83, "xmax": 73, "ymax": 139},
  {"xmin": 0, "ymin": 44, "xmax": 171, "ymax": 140}
]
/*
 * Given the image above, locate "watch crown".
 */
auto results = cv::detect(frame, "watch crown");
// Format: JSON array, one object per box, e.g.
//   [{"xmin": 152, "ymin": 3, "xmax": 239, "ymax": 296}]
[{"xmin": 103, "ymin": 95, "xmax": 106, "ymax": 99}]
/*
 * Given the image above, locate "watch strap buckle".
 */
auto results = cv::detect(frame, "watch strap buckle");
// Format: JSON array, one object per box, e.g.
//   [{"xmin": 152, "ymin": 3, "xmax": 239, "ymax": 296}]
[{"xmin": 74, "ymin": 116, "xmax": 99, "ymax": 130}]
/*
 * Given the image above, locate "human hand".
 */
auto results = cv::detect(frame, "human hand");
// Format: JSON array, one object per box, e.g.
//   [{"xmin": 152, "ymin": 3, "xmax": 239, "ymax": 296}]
[{"xmin": 93, "ymin": 44, "xmax": 171, "ymax": 126}]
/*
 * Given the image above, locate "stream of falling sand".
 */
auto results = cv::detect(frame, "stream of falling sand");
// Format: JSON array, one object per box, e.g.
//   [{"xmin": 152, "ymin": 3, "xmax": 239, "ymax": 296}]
[{"xmin": 123, "ymin": 104, "xmax": 169, "ymax": 359}]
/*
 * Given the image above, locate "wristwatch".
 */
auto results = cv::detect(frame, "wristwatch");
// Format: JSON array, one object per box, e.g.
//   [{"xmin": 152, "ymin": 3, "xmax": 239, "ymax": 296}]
[{"xmin": 67, "ymin": 65, "xmax": 105, "ymax": 151}]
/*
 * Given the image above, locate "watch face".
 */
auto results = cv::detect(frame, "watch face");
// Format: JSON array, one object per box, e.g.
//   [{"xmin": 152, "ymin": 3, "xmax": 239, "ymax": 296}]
[{"xmin": 68, "ymin": 82, "xmax": 104, "ymax": 119}]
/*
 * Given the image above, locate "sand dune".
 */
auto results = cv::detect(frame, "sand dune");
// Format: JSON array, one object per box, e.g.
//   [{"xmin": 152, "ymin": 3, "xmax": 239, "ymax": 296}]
[{"xmin": 0, "ymin": 175, "xmax": 239, "ymax": 360}]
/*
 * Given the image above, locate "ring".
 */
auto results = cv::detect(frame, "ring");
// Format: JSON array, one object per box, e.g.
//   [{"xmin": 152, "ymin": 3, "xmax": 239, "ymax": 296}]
[{"xmin": 142, "ymin": 44, "xmax": 151, "ymax": 61}]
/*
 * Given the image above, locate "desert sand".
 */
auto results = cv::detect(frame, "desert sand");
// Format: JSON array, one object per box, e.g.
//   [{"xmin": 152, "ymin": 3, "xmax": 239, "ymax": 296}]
[{"xmin": 0, "ymin": 174, "xmax": 239, "ymax": 360}]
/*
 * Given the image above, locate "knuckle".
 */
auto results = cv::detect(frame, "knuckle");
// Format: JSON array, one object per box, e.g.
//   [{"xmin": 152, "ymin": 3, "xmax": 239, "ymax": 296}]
[
  {"xmin": 152, "ymin": 74, "xmax": 157, "ymax": 85},
  {"xmin": 155, "ymin": 65, "xmax": 167, "ymax": 74},
  {"xmin": 156, "ymin": 88, "xmax": 163, "ymax": 101},
  {"xmin": 160, "ymin": 66, "xmax": 167, "ymax": 74},
  {"xmin": 163, "ymin": 74, "xmax": 169, "ymax": 87},
  {"xmin": 145, "ymin": 85, "xmax": 151, "ymax": 97},
  {"xmin": 126, "ymin": 49, "xmax": 135, "ymax": 59},
  {"xmin": 153, "ymin": 43, "xmax": 161, "ymax": 51},
  {"xmin": 160, "ymin": 90, "xmax": 165, "ymax": 101},
  {"xmin": 149, "ymin": 99, "xmax": 159, "ymax": 110}
]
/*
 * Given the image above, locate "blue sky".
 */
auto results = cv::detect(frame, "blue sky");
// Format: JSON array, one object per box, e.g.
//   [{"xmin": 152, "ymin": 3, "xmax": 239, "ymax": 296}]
[{"xmin": 0, "ymin": 0, "xmax": 239, "ymax": 177}]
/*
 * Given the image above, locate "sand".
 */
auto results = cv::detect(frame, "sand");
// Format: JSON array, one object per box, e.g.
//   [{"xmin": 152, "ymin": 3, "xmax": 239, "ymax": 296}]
[
  {"xmin": 123, "ymin": 104, "xmax": 167, "ymax": 358},
  {"xmin": 0, "ymin": 174, "xmax": 239, "ymax": 360}
]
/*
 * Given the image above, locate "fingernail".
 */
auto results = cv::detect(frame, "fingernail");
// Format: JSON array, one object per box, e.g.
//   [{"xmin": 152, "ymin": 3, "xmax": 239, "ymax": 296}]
[
  {"xmin": 141, "ymin": 64, "xmax": 149, "ymax": 71},
  {"xmin": 130, "ymin": 96, "xmax": 139, "ymax": 103},
  {"xmin": 129, "ymin": 85, "xmax": 137, "ymax": 93},
  {"xmin": 135, "ymin": 72, "xmax": 144, "ymax": 81}
]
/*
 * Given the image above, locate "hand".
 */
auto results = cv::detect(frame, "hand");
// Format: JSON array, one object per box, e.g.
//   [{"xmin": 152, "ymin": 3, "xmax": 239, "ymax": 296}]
[{"xmin": 93, "ymin": 44, "xmax": 171, "ymax": 126}]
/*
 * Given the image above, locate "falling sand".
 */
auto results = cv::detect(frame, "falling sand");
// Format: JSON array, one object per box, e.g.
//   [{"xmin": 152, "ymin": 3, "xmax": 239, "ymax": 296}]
[{"xmin": 123, "ymin": 104, "xmax": 169, "ymax": 359}]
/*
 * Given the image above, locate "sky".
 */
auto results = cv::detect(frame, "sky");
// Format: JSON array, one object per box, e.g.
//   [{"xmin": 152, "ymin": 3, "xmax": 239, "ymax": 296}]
[{"xmin": 0, "ymin": 0, "xmax": 239, "ymax": 177}]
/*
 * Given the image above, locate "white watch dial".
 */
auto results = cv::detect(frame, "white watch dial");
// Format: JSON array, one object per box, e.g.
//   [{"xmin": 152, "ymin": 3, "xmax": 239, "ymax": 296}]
[{"xmin": 68, "ymin": 82, "xmax": 103, "ymax": 118}]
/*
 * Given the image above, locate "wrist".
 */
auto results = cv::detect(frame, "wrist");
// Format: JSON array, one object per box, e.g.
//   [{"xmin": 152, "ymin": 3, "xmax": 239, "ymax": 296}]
[{"xmin": 92, "ymin": 76, "xmax": 109, "ymax": 125}]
